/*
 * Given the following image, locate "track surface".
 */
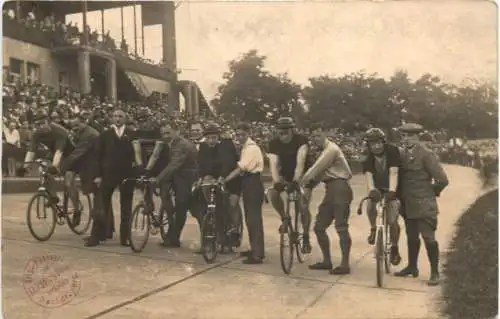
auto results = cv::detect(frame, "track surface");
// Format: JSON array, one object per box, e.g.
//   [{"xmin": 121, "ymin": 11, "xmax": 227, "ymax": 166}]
[{"xmin": 1, "ymin": 165, "xmax": 485, "ymax": 319}]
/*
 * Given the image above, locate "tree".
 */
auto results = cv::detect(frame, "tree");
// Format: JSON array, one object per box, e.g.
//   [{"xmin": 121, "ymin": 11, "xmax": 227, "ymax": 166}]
[{"xmin": 212, "ymin": 50, "xmax": 303, "ymax": 123}]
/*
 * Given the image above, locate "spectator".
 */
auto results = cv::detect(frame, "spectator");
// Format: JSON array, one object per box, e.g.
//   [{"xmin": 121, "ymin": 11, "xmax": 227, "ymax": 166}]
[{"xmin": 3, "ymin": 121, "xmax": 21, "ymax": 176}]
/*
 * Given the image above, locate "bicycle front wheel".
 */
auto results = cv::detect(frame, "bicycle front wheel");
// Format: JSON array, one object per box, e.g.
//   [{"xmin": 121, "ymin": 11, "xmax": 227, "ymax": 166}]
[
  {"xmin": 280, "ymin": 218, "xmax": 294, "ymax": 275},
  {"xmin": 200, "ymin": 211, "xmax": 218, "ymax": 263},
  {"xmin": 293, "ymin": 201, "xmax": 308, "ymax": 263},
  {"xmin": 129, "ymin": 203, "xmax": 151, "ymax": 253},
  {"xmin": 375, "ymin": 228, "xmax": 384, "ymax": 287},
  {"xmin": 66, "ymin": 193, "xmax": 92, "ymax": 235},
  {"xmin": 26, "ymin": 192, "xmax": 57, "ymax": 241},
  {"xmin": 384, "ymin": 224, "xmax": 392, "ymax": 274}
]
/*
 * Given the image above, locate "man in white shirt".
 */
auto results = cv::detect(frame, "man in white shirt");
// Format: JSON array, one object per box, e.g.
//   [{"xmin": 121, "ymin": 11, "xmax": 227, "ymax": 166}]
[
  {"xmin": 3, "ymin": 121, "xmax": 20, "ymax": 176},
  {"xmin": 225, "ymin": 122, "xmax": 265, "ymax": 264},
  {"xmin": 301, "ymin": 123, "xmax": 354, "ymax": 275}
]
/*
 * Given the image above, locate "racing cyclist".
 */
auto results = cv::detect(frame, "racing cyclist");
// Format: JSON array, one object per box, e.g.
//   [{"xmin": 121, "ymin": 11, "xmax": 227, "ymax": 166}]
[
  {"xmin": 267, "ymin": 117, "xmax": 313, "ymax": 253},
  {"xmin": 362, "ymin": 128, "xmax": 402, "ymax": 265},
  {"xmin": 23, "ymin": 110, "xmax": 79, "ymax": 221}
]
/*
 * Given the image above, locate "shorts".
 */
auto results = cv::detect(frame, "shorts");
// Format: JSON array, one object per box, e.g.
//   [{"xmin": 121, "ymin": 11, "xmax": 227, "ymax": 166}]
[{"xmin": 368, "ymin": 198, "xmax": 400, "ymax": 224}]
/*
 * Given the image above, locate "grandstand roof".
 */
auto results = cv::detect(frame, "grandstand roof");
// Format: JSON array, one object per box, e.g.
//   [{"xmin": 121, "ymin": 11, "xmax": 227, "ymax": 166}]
[{"xmin": 14, "ymin": 1, "xmax": 164, "ymax": 17}]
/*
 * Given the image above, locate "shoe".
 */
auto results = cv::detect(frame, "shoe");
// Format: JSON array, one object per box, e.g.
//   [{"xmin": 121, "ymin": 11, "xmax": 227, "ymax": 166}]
[
  {"xmin": 302, "ymin": 236, "xmax": 312, "ymax": 254},
  {"xmin": 242, "ymin": 257, "xmax": 263, "ymax": 264},
  {"xmin": 240, "ymin": 250, "xmax": 252, "ymax": 257},
  {"xmin": 160, "ymin": 239, "xmax": 181, "ymax": 248},
  {"xmin": 120, "ymin": 240, "xmax": 130, "ymax": 247},
  {"xmin": 84, "ymin": 236, "xmax": 102, "ymax": 247},
  {"xmin": 394, "ymin": 266, "xmax": 419, "ymax": 277},
  {"xmin": 390, "ymin": 246, "xmax": 402, "ymax": 266},
  {"xmin": 367, "ymin": 229, "xmax": 376, "ymax": 245},
  {"xmin": 428, "ymin": 272, "xmax": 440, "ymax": 286},
  {"xmin": 72, "ymin": 210, "xmax": 82, "ymax": 227},
  {"xmin": 330, "ymin": 266, "xmax": 351, "ymax": 275},
  {"xmin": 308, "ymin": 262, "xmax": 333, "ymax": 270}
]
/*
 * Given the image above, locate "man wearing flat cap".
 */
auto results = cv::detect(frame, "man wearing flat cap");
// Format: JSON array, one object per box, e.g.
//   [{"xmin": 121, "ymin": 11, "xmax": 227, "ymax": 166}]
[{"xmin": 394, "ymin": 123, "xmax": 448, "ymax": 286}]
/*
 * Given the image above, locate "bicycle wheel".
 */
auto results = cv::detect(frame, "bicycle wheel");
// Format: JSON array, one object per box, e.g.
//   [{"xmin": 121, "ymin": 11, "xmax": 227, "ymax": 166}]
[
  {"xmin": 129, "ymin": 203, "xmax": 151, "ymax": 253},
  {"xmin": 384, "ymin": 223, "xmax": 391, "ymax": 274},
  {"xmin": 201, "ymin": 211, "xmax": 218, "ymax": 263},
  {"xmin": 66, "ymin": 193, "xmax": 92, "ymax": 235},
  {"xmin": 293, "ymin": 201, "xmax": 307, "ymax": 263},
  {"xmin": 280, "ymin": 217, "xmax": 294, "ymax": 275},
  {"xmin": 26, "ymin": 192, "xmax": 57, "ymax": 241},
  {"xmin": 376, "ymin": 228, "xmax": 384, "ymax": 287}
]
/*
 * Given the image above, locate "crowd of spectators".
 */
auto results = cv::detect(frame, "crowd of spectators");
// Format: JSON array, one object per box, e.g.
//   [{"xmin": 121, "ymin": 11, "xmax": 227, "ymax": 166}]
[{"xmin": 2, "ymin": 8, "xmax": 169, "ymax": 67}]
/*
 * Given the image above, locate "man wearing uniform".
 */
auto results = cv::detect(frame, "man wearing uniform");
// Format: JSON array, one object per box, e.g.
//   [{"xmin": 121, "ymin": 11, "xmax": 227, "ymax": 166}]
[
  {"xmin": 394, "ymin": 123, "xmax": 449, "ymax": 286},
  {"xmin": 267, "ymin": 117, "xmax": 313, "ymax": 253},
  {"xmin": 300, "ymin": 124, "xmax": 353, "ymax": 275},
  {"xmin": 362, "ymin": 128, "xmax": 402, "ymax": 266},
  {"xmin": 225, "ymin": 122, "xmax": 265, "ymax": 264}
]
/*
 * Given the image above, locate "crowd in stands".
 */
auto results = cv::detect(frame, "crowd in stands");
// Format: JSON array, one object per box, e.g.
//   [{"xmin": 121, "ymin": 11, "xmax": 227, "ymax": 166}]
[
  {"xmin": 3, "ymin": 76, "xmax": 497, "ymax": 179},
  {"xmin": 2, "ymin": 8, "xmax": 169, "ymax": 67}
]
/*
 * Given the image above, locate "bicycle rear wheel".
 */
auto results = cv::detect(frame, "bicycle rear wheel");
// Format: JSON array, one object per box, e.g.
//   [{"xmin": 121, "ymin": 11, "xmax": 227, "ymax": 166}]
[
  {"xmin": 66, "ymin": 193, "xmax": 92, "ymax": 235},
  {"xmin": 201, "ymin": 211, "xmax": 218, "ymax": 263},
  {"xmin": 27, "ymin": 192, "xmax": 57, "ymax": 241},
  {"xmin": 129, "ymin": 203, "xmax": 151, "ymax": 253},
  {"xmin": 280, "ymin": 217, "xmax": 294, "ymax": 274},
  {"xmin": 376, "ymin": 228, "xmax": 384, "ymax": 287}
]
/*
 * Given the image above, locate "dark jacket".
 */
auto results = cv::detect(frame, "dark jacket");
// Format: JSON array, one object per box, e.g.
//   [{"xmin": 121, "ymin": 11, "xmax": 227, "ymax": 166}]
[
  {"xmin": 157, "ymin": 136, "xmax": 198, "ymax": 184},
  {"xmin": 95, "ymin": 126, "xmax": 136, "ymax": 182},
  {"xmin": 198, "ymin": 139, "xmax": 239, "ymax": 178},
  {"xmin": 62, "ymin": 125, "xmax": 100, "ymax": 173}
]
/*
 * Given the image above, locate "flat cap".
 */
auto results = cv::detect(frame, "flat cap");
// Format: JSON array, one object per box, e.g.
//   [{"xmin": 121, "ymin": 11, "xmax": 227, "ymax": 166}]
[{"xmin": 398, "ymin": 123, "xmax": 424, "ymax": 134}]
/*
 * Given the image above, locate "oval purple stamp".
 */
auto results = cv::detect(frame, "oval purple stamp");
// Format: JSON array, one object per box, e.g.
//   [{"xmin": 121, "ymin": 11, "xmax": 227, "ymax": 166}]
[{"xmin": 22, "ymin": 255, "xmax": 81, "ymax": 308}]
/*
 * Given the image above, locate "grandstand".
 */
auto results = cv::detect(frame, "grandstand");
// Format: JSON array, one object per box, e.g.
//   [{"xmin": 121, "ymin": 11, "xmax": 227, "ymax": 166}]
[{"xmin": 2, "ymin": 0, "xmax": 211, "ymax": 116}]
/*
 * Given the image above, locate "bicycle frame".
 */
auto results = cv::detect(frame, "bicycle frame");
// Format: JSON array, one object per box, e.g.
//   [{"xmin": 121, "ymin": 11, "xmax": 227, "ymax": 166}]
[{"xmin": 373, "ymin": 199, "xmax": 390, "ymax": 259}]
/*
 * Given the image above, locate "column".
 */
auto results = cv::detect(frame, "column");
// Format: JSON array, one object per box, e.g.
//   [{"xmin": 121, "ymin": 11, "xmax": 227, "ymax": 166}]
[
  {"xmin": 192, "ymin": 83, "xmax": 199, "ymax": 116},
  {"xmin": 106, "ymin": 59, "xmax": 117, "ymax": 102},
  {"xmin": 77, "ymin": 50, "xmax": 91, "ymax": 95},
  {"xmin": 162, "ymin": 2, "xmax": 179, "ymax": 111}
]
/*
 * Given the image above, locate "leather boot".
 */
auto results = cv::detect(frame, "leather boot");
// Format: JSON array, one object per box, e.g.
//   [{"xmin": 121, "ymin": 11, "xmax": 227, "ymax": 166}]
[
  {"xmin": 425, "ymin": 241, "xmax": 440, "ymax": 286},
  {"xmin": 394, "ymin": 239, "xmax": 420, "ymax": 277}
]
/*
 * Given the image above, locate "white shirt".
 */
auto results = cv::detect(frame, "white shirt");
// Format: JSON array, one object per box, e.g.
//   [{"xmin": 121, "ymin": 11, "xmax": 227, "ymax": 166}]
[
  {"xmin": 4, "ymin": 128, "xmax": 20, "ymax": 147},
  {"xmin": 238, "ymin": 138, "xmax": 264, "ymax": 174},
  {"xmin": 112, "ymin": 124, "xmax": 125, "ymax": 138}
]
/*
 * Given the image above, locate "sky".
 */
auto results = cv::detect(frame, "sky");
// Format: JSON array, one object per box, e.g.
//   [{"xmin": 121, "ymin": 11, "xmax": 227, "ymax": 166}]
[{"xmin": 68, "ymin": 1, "xmax": 498, "ymax": 102}]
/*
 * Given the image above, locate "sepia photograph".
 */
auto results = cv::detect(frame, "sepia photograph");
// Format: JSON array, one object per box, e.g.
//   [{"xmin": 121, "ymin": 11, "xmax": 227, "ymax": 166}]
[{"xmin": 1, "ymin": 1, "xmax": 498, "ymax": 318}]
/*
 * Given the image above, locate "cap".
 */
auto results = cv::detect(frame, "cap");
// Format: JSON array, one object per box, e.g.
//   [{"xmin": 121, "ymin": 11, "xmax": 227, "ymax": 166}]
[
  {"xmin": 276, "ymin": 117, "xmax": 295, "ymax": 129},
  {"xmin": 204, "ymin": 123, "xmax": 221, "ymax": 135},
  {"xmin": 364, "ymin": 127, "xmax": 386, "ymax": 142},
  {"xmin": 398, "ymin": 123, "xmax": 424, "ymax": 134}
]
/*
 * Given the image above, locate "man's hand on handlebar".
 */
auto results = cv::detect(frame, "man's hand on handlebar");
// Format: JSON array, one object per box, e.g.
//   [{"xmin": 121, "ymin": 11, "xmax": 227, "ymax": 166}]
[
  {"xmin": 384, "ymin": 191, "xmax": 398, "ymax": 201},
  {"xmin": 368, "ymin": 189, "xmax": 383, "ymax": 202}
]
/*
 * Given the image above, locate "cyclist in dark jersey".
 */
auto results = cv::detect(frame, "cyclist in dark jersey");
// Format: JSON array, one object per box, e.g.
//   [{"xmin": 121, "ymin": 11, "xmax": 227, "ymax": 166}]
[
  {"xmin": 267, "ymin": 117, "xmax": 315, "ymax": 253},
  {"xmin": 23, "ymin": 110, "xmax": 76, "ymax": 206},
  {"xmin": 131, "ymin": 110, "xmax": 167, "ymax": 209}
]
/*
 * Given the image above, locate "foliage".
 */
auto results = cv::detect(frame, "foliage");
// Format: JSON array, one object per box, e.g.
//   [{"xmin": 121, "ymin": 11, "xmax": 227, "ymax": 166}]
[
  {"xmin": 441, "ymin": 189, "xmax": 498, "ymax": 319},
  {"xmin": 211, "ymin": 50, "xmax": 303, "ymax": 123},
  {"xmin": 213, "ymin": 50, "xmax": 498, "ymax": 138}
]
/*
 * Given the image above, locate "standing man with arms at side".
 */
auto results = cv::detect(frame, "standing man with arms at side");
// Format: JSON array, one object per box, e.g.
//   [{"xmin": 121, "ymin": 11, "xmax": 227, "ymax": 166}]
[
  {"xmin": 151, "ymin": 121, "xmax": 198, "ymax": 248},
  {"xmin": 92, "ymin": 109, "xmax": 136, "ymax": 247},
  {"xmin": 394, "ymin": 123, "xmax": 449, "ymax": 286},
  {"xmin": 266, "ymin": 117, "xmax": 313, "ymax": 253},
  {"xmin": 362, "ymin": 128, "xmax": 402, "ymax": 265},
  {"xmin": 225, "ymin": 122, "xmax": 265, "ymax": 265},
  {"xmin": 300, "ymin": 124, "xmax": 353, "ymax": 275}
]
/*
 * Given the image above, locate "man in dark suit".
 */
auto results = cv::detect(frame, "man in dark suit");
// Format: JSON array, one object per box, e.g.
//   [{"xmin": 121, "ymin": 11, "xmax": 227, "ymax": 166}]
[
  {"xmin": 88, "ymin": 109, "xmax": 136, "ymax": 247},
  {"xmin": 152, "ymin": 121, "xmax": 198, "ymax": 248},
  {"xmin": 61, "ymin": 114, "xmax": 100, "ymax": 229}
]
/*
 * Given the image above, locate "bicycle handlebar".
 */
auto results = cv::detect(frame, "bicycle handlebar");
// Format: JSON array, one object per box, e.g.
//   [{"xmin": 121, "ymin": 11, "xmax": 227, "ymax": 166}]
[
  {"xmin": 123, "ymin": 176, "xmax": 157, "ymax": 184},
  {"xmin": 24, "ymin": 159, "xmax": 50, "ymax": 168},
  {"xmin": 191, "ymin": 180, "xmax": 226, "ymax": 193},
  {"xmin": 264, "ymin": 183, "xmax": 306, "ymax": 204}
]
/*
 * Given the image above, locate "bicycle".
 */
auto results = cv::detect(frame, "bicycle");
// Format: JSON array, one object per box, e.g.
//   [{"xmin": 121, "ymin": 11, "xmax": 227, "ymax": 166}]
[
  {"xmin": 265, "ymin": 183, "xmax": 309, "ymax": 275},
  {"xmin": 357, "ymin": 191, "xmax": 392, "ymax": 287},
  {"xmin": 25, "ymin": 159, "xmax": 92, "ymax": 241},
  {"xmin": 127, "ymin": 176, "xmax": 171, "ymax": 253},
  {"xmin": 192, "ymin": 180, "xmax": 227, "ymax": 263}
]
